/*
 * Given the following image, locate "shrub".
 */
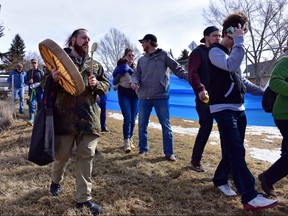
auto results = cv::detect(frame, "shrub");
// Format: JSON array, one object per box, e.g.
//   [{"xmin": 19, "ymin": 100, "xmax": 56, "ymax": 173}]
[{"xmin": 0, "ymin": 100, "xmax": 15, "ymax": 131}]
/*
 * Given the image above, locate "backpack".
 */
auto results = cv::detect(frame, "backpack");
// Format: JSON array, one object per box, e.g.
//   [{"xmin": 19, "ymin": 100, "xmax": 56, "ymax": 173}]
[{"xmin": 262, "ymin": 86, "xmax": 277, "ymax": 113}]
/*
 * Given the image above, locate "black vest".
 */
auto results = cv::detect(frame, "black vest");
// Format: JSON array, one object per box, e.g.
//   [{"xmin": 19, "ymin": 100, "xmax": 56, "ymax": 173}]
[{"xmin": 208, "ymin": 43, "xmax": 246, "ymax": 105}]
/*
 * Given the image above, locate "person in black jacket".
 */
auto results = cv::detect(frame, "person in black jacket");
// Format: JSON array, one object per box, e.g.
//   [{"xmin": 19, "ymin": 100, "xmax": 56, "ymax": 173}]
[
  {"xmin": 24, "ymin": 59, "xmax": 44, "ymax": 126},
  {"xmin": 188, "ymin": 26, "xmax": 221, "ymax": 172}
]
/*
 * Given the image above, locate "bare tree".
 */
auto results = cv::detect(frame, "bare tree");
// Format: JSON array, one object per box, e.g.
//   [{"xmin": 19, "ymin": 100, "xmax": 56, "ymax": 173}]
[
  {"xmin": 95, "ymin": 28, "xmax": 141, "ymax": 74},
  {"xmin": 203, "ymin": 0, "xmax": 288, "ymax": 85}
]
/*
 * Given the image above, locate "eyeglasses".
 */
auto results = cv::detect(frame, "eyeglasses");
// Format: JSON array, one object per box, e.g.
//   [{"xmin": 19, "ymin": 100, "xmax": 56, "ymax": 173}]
[
  {"xmin": 127, "ymin": 54, "xmax": 135, "ymax": 57},
  {"xmin": 32, "ymin": 62, "xmax": 37, "ymax": 64}
]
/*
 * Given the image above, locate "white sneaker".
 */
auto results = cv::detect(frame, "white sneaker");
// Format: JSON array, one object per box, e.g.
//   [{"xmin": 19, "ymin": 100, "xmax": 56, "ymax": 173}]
[
  {"xmin": 123, "ymin": 139, "xmax": 131, "ymax": 153},
  {"xmin": 217, "ymin": 181, "xmax": 237, "ymax": 196},
  {"xmin": 129, "ymin": 138, "xmax": 136, "ymax": 149},
  {"xmin": 243, "ymin": 194, "xmax": 278, "ymax": 211}
]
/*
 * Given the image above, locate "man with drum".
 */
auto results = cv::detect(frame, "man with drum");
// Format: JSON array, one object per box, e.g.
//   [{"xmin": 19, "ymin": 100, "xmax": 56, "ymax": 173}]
[{"xmin": 47, "ymin": 28, "xmax": 110, "ymax": 215}]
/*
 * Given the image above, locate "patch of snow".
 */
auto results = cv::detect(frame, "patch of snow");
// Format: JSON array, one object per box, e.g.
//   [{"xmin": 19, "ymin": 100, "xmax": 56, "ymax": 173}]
[{"xmin": 108, "ymin": 112, "xmax": 281, "ymax": 164}]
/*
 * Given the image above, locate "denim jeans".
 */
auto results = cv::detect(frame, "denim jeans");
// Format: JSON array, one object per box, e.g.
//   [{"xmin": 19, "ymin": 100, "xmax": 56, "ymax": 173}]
[
  {"xmin": 98, "ymin": 103, "xmax": 107, "ymax": 130},
  {"xmin": 274, "ymin": 119, "xmax": 288, "ymax": 156},
  {"xmin": 138, "ymin": 98, "xmax": 174, "ymax": 156},
  {"xmin": 212, "ymin": 110, "xmax": 258, "ymax": 204},
  {"xmin": 118, "ymin": 95, "xmax": 139, "ymax": 140},
  {"xmin": 191, "ymin": 97, "xmax": 213, "ymax": 162},
  {"xmin": 13, "ymin": 87, "xmax": 25, "ymax": 113},
  {"xmin": 28, "ymin": 87, "xmax": 43, "ymax": 114}
]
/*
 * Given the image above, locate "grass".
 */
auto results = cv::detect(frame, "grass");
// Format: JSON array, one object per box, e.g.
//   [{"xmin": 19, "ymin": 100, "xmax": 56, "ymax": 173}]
[{"xmin": 0, "ymin": 101, "xmax": 287, "ymax": 215}]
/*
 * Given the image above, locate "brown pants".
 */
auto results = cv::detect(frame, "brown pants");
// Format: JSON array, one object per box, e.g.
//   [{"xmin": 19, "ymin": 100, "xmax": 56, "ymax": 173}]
[{"xmin": 51, "ymin": 134, "xmax": 98, "ymax": 203}]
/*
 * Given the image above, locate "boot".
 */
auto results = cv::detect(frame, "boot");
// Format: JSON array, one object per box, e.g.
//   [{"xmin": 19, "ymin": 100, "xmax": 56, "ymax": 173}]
[
  {"xmin": 124, "ymin": 139, "xmax": 131, "ymax": 153},
  {"xmin": 27, "ymin": 113, "xmax": 35, "ymax": 126},
  {"xmin": 130, "ymin": 138, "xmax": 136, "ymax": 149}
]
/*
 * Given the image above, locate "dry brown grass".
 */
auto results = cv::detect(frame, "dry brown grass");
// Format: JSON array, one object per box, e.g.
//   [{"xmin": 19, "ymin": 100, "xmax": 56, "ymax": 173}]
[
  {"xmin": 0, "ymin": 100, "xmax": 15, "ymax": 131},
  {"xmin": 0, "ymin": 104, "xmax": 287, "ymax": 215}
]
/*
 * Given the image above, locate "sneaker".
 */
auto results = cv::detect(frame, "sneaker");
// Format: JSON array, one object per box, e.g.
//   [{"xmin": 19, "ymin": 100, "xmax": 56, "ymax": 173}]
[
  {"xmin": 191, "ymin": 160, "xmax": 204, "ymax": 172},
  {"xmin": 217, "ymin": 181, "xmax": 237, "ymax": 196},
  {"xmin": 50, "ymin": 182, "xmax": 61, "ymax": 196},
  {"xmin": 243, "ymin": 194, "xmax": 278, "ymax": 211},
  {"xmin": 76, "ymin": 200, "xmax": 102, "ymax": 215},
  {"xmin": 124, "ymin": 139, "xmax": 131, "ymax": 153},
  {"xmin": 258, "ymin": 173, "xmax": 276, "ymax": 197},
  {"xmin": 101, "ymin": 127, "xmax": 109, "ymax": 132},
  {"xmin": 129, "ymin": 138, "xmax": 136, "ymax": 149},
  {"xmin": 27, "ymin": 120, "xmax": 33, "ymax": 126},
  {"xmin": 165, "ymin": 154, "xmax": 177, "ymax": 162},
  {"xmin": 138, "ymin": 151, "xmax": 148, "ymax": 158}
]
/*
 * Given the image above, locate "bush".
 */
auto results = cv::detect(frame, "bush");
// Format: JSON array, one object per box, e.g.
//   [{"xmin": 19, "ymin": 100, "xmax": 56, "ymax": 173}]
[{"xmin": 0, "ymin": 100, "xmax": 15, "ymax": 131}]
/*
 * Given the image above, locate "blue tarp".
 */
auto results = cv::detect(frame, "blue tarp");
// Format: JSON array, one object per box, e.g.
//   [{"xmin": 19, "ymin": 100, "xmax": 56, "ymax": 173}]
[{"xmin": 106, "ymin": 75, "xmax": 275, "ymax": 127}]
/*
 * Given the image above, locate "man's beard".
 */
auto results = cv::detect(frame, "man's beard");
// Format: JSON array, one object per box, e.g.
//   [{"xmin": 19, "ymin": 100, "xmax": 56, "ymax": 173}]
[{"xmin": 74, "ymin": 43, "xmax": 88, "ymax": 58}]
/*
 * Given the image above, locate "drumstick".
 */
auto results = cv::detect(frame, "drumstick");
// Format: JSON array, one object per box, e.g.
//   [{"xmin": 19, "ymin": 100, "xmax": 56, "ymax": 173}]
[{"xmin": 90, "ymin": 42, "xmax": 98, "ymax": 76}]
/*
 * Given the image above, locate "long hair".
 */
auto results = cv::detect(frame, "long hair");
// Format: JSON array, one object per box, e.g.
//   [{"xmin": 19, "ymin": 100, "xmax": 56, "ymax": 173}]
[
  {"xmin": 123, "ymin": 48, "xmax": 136, "ymax": 69},
  {"xmin": 65, "ymin": 28, "xmax": 88, "ymax": 47}
]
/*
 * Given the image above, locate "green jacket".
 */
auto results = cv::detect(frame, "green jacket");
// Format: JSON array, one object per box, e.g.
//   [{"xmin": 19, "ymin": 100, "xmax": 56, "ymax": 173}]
[
  {"xmin": 270, "ymin": 56, "xmax": 288, "ymax": 120},
  {"xmin": 53, "ymin": 48, "xmax": 110, "ymax": 135}
]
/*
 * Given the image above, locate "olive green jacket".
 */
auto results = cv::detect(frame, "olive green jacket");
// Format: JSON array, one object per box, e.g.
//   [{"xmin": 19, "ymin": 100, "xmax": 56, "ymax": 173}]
[{"xmin": 53, "ymin": 48, "xmax": 110, "ymax": 135}]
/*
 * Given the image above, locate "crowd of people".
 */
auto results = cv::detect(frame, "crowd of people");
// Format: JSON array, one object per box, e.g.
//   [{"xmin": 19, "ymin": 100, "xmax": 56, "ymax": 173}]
[{"xmin": 6, "ymin": 10, "xmax": 288, "ymax": 215}]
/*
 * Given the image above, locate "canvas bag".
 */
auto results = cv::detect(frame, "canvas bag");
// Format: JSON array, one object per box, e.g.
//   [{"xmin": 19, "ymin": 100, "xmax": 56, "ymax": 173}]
[
  {"xmin": 28, "ymin": 75, "xmax": 55, "ymax": 166},
  {"xmin": 262, "ymin": 86, "xmax": 277, "ymax": 113}
]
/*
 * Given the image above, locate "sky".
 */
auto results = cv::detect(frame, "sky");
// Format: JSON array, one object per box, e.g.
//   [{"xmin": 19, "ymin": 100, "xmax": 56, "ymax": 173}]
[{"xmin": 0, "ymin": 0, "xmax": 212, "ymax": 59}]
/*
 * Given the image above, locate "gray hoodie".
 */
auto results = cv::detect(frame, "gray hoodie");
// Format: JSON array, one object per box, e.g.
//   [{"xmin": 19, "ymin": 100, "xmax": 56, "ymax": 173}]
[{"xmin": 132, "ymin": 49, "xmax": 188, "ymax": 99}]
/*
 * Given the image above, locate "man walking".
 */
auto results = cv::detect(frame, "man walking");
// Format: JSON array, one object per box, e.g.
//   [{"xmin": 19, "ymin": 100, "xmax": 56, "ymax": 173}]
[
  {"xmin": 49, "ymin": 28, "xmax": 110, "ymax": 215},
  {"xmin": 7, "ymin": 63, "xmax": 26, "ymax": 114},
  {"xmin": 24, "ymin": 59, "xmax": 44, "ymax": 125},
  {"xmin": 132, "ymin": 34, "xmax": 188, "ymax": 161},
  {"xmin": 188, "ymin": 26, "xmax": 221, "ymax": 172}
]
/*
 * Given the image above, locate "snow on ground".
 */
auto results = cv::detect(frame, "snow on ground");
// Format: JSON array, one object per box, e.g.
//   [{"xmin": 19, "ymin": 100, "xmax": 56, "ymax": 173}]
[{"xmin": 108, "ymin": 112, "xmax": 281, "ymax": 164}]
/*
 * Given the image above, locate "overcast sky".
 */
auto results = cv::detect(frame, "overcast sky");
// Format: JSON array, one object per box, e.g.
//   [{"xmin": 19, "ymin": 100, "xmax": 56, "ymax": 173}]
[{"xmin": 0, "ymin": 0, "xmax": 212, "ymax": 58}]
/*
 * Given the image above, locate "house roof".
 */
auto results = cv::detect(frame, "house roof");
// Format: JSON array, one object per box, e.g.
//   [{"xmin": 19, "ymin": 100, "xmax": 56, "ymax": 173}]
[{"xmin": 243, "ymin": 59, "xmax": 276, "ymax": 78}]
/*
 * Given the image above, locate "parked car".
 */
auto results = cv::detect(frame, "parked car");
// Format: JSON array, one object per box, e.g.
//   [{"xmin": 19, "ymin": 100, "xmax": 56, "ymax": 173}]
[{"xmin": 0, "ymin": 75, "xmax": 10, "ymax": 99}]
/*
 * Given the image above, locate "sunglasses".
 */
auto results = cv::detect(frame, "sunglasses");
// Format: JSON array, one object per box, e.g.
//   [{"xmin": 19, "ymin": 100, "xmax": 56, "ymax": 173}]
[{"xmin": 32, "ymin": 62, "xmax": 37, "ymax": 64}]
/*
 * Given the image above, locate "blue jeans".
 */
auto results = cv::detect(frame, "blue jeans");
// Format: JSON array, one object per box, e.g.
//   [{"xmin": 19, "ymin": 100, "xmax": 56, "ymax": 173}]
[
  {"xmin": 98, "ymin": 103, "xmax": 107, "ymax": 130},
  {"xmin": 118, "ymin": 95, "xmax": 139, "ymax": 140},
  {"xmin": 138, "ymin": 98, "xmax": 174, "ymax": 156},
  {"xmin": 28, "ymin": 87, "xmax": 43, "ymax": 114},
  {"xmin": 212, "ymin": 110, "xmax": 258, "ymax": 204},
  {"xmin": 13, "ymin": 87, "xmax": 25, "ymax": 113},
  {"xmin": 191, "ymin": 98, "xmax": 213, "ymax": 162}
]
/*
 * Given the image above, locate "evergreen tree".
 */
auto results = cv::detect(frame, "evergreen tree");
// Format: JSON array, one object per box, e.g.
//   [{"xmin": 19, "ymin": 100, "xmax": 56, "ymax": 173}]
[
  {"xmin": 0, "ymin": 24, "xmax": 4, "ymax": 38},
  {"xmin": 9, "ymin": 34, "xmax": 26, "ymax": 62},
  {"xmin": 0, "ymin": 24, "xmax": 4, "ymax": 60},
  {"xmin": 177, "ymin": 49, "xmax": 190, "ymax": 61},
  {"xmin": 3, "ymin": 34, "xmax": 26, "ymax": 72}
]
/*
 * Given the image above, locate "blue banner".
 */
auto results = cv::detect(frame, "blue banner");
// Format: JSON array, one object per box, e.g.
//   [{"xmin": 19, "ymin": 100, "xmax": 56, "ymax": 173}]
[{"xmin": 106, "ymin": 75, "xmax": 275, "ymax": 127}]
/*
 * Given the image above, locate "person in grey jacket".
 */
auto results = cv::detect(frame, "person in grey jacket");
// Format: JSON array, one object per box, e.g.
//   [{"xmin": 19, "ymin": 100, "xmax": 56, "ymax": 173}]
[{"xmin": 131, "ymin": 34, "xmax": 188, "ymax": 161}]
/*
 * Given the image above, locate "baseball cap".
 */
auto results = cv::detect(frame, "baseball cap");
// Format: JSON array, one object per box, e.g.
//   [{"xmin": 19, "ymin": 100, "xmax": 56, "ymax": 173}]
[
  {"xmin": 200, "ymin": 26, "xmax": 219, "ymax": 43},
  {"xmin": 31, "ymin": 59, "xmax": 38, "ymax": 63},
  {"xmin": 138, "ymin": 34, "xmax": 157, "ymax": 43}
]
